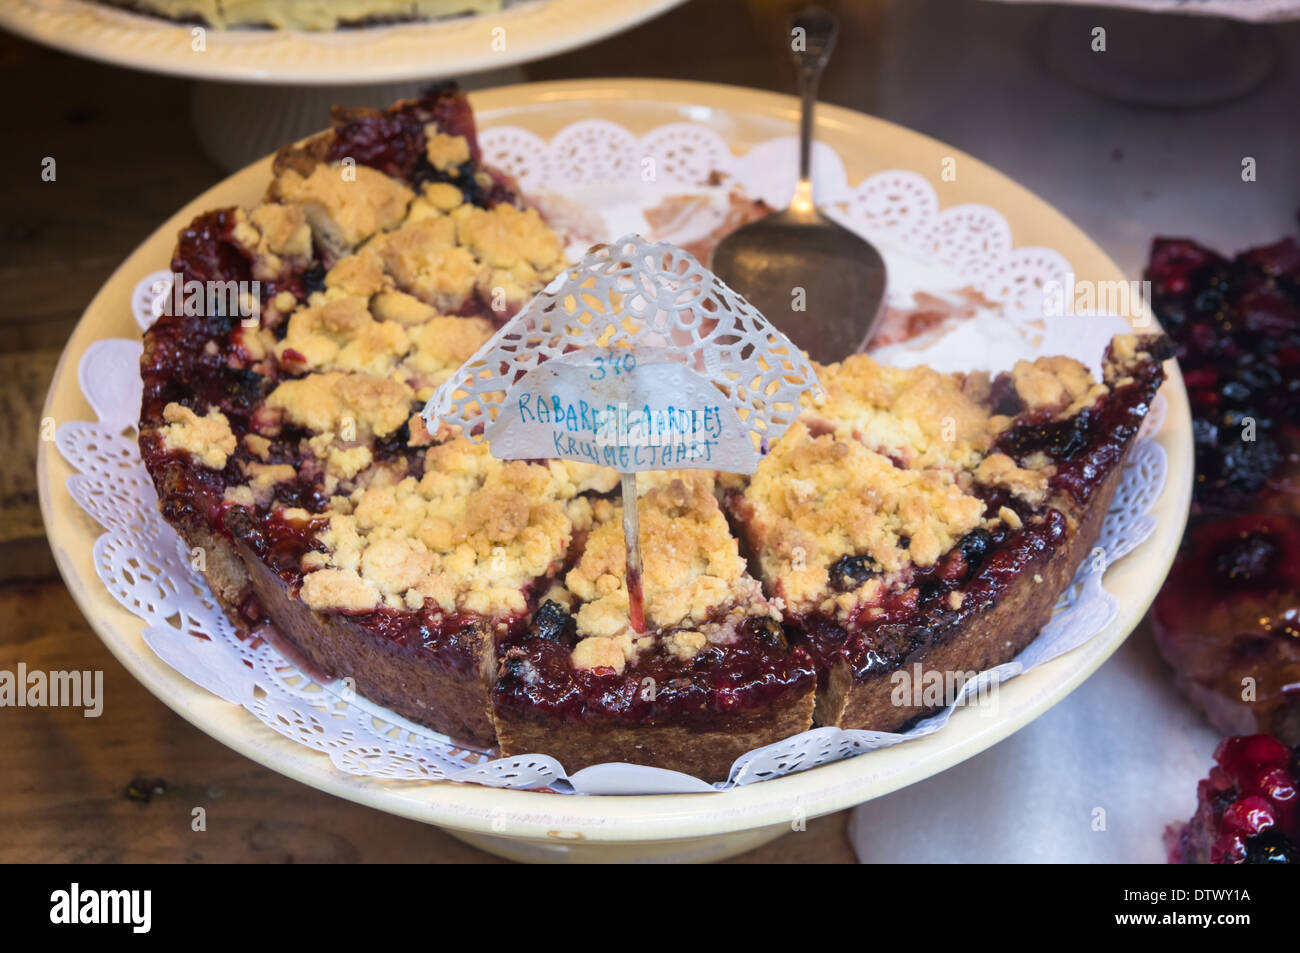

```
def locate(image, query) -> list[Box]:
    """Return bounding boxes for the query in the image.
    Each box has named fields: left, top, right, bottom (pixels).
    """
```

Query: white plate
left=38, top=79, right=1193, bottom=862
left=0, top=0, right=686, bottom=84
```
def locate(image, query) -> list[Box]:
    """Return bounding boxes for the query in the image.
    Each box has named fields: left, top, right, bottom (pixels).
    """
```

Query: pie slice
left=728, top=335, right=1171, bottom=731
left=1168, top=734, right=1300, bottom=863
left=492, top=473, right=816, bottom=781
left=139, top=85, right=589, bottom=747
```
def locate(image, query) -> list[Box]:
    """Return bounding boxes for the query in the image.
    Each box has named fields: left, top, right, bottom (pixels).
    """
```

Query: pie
left=97, top=0, right=502, bottom=30
left=138, top=84, right=1172, bottom=781
left=1167, top=734, right=1299, bottom=864
left=1146, top=236, right=1300, bottom=746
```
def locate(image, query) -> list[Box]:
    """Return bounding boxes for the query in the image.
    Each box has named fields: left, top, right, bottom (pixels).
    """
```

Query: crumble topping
left=371, top=290, right=438, bottom=325
left=299, top=436, right=619, bottom=616
left=451, top=203, right=566, bottom=305
left=404, top=316, right=494, bottom=386
left=275, top=296, right=410, bottom=377
left=420, top=182, right=468, bottom=213
left=811, top=354, right=1006, bottom=471
left=424, top=130, right=471, bottom=172
left=973, top=452, right=1050, bottom=506
left=565, top=473, right=772, bottom=671
left=367, top=216, right=479, bottom=312
left=361, top=198, right=567, bottom=315
left=1011, top=354, right=1108, bottom=418
left=159, top=403, right=237, bottom=470
left=273, top=289, right=491, bottom=391
left=270, top=163, right=413, bottom=255
left=227, top=204, right=314, bottom=285
left=325, top=251, right=388, bottom=297
left=742, top=422, right=987, bottom=613
left=265, top=371, right=414, bottom=439
left=248, top=203, right=313, bottom=258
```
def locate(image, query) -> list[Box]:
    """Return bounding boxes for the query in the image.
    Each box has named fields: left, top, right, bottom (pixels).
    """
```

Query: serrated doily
left=427, top=234, right=819, bottom=473
left=56, top=128, right=1169, bottom=794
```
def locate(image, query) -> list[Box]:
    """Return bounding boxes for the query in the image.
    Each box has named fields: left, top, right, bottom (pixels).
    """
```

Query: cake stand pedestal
left=446, top=822, right=789, bottom=864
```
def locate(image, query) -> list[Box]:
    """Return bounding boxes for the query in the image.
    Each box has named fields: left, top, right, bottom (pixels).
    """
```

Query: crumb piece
left=424, top=130, right=471, bottom=172
left=572, top=635, right=630, bottom=674
left=265, top=371, right=413, bottom=439
left=270, top=163, right=412, bottom=254
left=663, top=630, right=708, bottom=660
left=244, top=434, right=272, bottom=460
left=973, top=453, right=1049, bottom=506
left=159, top=404, right=237, bottom=470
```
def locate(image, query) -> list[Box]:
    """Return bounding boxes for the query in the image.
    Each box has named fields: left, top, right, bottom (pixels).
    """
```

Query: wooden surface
left=0, top=0, right=870, bottom=864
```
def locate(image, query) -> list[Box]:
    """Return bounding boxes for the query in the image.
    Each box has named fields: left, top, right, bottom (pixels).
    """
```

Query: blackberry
left=301, top=261, right=327, bottom=296
left=1244, top=829, right=1299, bottom=863
left=959, top=528, right=993, bottom=570
left=829, top=554, right=880, bottom=591
left=530, top=600, right=572, bottom=643
left=746, top=617, right=788, bottom=650
left=1211, top=531, right=1279, bottom=584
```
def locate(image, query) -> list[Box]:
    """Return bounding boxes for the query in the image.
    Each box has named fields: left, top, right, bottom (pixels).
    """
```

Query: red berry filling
left=1170, top=734, right=1300, bottom=864
left=1145, top=236, right=1300, bottom=512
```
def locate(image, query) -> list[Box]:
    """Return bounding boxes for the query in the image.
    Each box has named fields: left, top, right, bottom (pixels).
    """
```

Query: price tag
left=484, top=347, right=758, bottom=473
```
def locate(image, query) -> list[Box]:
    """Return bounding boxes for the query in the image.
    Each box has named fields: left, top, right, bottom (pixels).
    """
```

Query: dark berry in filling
left=530, top=600, right=574, bottom=645
left=1146, top=236, right=1300, bottom=511
left=495, top=614, right=814, bottom=726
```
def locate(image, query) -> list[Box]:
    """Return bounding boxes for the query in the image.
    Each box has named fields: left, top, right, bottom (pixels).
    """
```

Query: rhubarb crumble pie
left=728, top=337, right=1170, bottom=732
left=138, top=84, right=1171, bottom=780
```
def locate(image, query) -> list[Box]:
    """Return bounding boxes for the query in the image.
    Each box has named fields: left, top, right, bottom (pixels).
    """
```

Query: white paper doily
left=56, top=128, right=1169, bottom=795
left=427, top=234, right=821, bottom=474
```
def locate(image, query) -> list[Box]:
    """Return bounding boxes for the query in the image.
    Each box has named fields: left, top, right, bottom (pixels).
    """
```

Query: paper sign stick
left=424, top=235, right=821, bottom=635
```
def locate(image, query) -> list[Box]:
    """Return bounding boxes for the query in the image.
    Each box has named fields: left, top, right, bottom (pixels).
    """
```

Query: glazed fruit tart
left=138, top=84, right=1171, bottom=780
left=1147, top=236, right=1300, bottom=745
left=1168, top=734, right=1300, bottom=864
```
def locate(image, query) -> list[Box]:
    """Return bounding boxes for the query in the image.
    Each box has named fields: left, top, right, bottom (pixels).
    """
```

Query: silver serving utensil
left=713, top=8, right=887, bottom=366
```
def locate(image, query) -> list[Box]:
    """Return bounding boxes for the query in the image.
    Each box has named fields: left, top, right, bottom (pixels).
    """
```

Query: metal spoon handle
left=790, top=7, right=838, bottom=190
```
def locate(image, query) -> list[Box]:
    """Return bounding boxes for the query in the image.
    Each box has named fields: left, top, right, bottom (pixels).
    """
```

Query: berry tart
left=727, top=337, right=1170, bottom=731
left=1168, top=734, right=1300, bottom=864
left=140, top=84, right=589, bottom=747
left=1147, top=236, right=1300, bottom=745
left=139, top=85, right=1171, bottom=779
left=494, top=472, right=816, bottom=780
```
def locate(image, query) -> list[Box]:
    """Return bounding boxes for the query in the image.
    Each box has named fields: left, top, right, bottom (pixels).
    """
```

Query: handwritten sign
left=423, top=235, right=822, bottom=633
left=484, top=347, right=757, bottom=473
